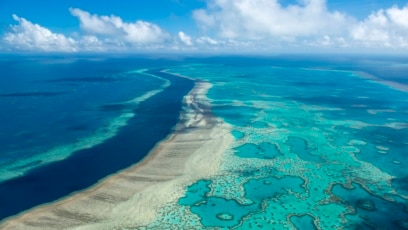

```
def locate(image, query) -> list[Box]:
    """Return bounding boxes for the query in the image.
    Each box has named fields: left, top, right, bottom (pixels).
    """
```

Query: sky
left=1, top=0, right=408, bottom=53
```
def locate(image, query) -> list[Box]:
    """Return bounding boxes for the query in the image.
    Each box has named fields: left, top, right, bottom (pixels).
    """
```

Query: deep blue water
left=0, top=57, right=168, bottom=166
left=0, top=55, right=407, bottom=227
left=0, top=57, right=194, bottom=220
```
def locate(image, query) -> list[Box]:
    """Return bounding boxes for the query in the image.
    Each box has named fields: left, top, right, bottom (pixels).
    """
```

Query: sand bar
left=0, top=79, right=233, bottom=229
left=355, top=71, right=408, bottom=93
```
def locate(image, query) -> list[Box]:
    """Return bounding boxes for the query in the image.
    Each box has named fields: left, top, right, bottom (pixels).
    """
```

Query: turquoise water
left=1, top=56, right=407, bottom=228
left=147, top=56, right=408, bottom=229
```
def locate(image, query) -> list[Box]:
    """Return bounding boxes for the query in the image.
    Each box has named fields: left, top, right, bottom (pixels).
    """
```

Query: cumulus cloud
left=3, top=3, right=408, bottom=52
left=2, top=8, right=172, bottom=52
left=193, top=0, right=408, bottom=49
left=178, top=31, right=193, bottom=46
left=193, top=0, right=351, bottom=40
left=78, top=35, right=112, bottom=52
left=196, top=36, right=219, bottom=45
left=3, top=14, right=77, bottom=52
left=69, top=8, right=168, bottom=44
left=387, top=5, right=408, bottom=28
left=350, top=5, right=408, bottom=48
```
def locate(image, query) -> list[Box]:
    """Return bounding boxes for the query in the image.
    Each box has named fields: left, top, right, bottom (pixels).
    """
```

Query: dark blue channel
left=0, top=70, right=194, bottom=221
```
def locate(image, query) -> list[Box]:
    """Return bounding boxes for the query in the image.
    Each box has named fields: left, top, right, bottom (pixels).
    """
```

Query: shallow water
left=1, top=56, right=407, bottom=228
left=147, top=56, right=408, bottom=229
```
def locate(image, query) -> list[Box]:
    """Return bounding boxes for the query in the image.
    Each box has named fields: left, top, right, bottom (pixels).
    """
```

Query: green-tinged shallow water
left=145, top=57, right=408, bottom=230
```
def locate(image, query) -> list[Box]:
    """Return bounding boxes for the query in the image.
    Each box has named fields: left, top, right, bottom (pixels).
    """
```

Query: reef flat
left=1, top=56, right=407, bottom=229
left=144, top=61, right=407, bottom=229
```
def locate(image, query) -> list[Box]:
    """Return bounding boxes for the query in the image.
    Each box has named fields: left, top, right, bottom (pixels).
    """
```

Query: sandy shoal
left=355, top=71, right=408, bottom=93
left=0, top=80, right=233, bottom=230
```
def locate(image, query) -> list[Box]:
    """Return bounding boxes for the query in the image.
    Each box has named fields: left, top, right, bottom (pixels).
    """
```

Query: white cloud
left=78, top=35, right=111, bottom=52
left=350, top=5, right=408, bottom=48
left=3, top=14, right=77, bottom=52
left=193, top=0, right=408, bottom=50
left=178, top=31, right=193, bottom=46
left=69, top=8, right=168, bottom=44
left=193, top=0, right=351, bottom=40
left=304, top=35, right=349, bottom=48
left=2, top=9, right=172, bottom=52
left=3, top=3, right=408, bottom=53
left=387, top=5, right=408, bottom=28
left=196, top=36, right=219, bottom=45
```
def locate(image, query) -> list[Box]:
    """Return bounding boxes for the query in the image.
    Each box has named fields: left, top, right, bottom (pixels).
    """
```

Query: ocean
left=0, top=56, right=194, bottom=219
left=0, top=55, right=407, bottom=229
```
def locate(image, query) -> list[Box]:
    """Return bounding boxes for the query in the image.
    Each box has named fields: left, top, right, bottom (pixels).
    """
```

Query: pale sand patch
left=375, top=146, right=389, bottom=151
left=300, top=68, right=408, bottom=93
left=351, top=104, right=367, bottom=108
left=367, top=109, right=396, bottom=115
left=384, top=122, right=408, bottom=130
left=354, top=71, right=408, bottom=93
left=348, top=140, right=367, bottom=146
left=0, top=81, right=233, bottom=230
